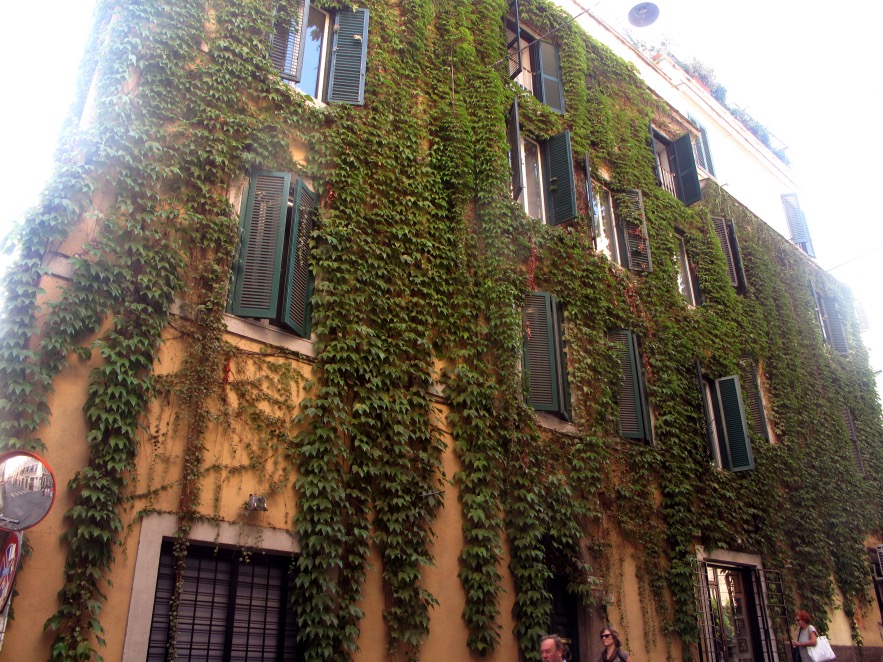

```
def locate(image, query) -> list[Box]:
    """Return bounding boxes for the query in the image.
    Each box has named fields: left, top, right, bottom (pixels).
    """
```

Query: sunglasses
left=601, top=633, right=613, bottom=639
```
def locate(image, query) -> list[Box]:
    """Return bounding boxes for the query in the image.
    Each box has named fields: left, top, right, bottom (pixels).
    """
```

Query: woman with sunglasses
left=792, top=611, right=818, bottom=662
left=599, top=626, right=632, bottom=662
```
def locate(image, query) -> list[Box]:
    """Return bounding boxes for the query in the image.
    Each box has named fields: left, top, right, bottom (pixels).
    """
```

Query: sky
left=1, top=0, right=881, bottom=384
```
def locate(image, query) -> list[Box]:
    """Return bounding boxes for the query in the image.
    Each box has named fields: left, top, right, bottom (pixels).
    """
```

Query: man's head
left=540, top=634, right=565, bottom=662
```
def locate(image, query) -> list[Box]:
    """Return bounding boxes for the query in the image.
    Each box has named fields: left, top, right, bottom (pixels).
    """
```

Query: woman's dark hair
left=600, top=626, right=622, bottom=649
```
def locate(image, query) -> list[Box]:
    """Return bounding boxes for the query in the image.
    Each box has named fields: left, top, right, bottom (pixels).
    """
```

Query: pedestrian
left=792, top=610, right=818, bottom=661
left=599, top=626, right=631, bottom=662
left=540, top=634, right=566, bottom=662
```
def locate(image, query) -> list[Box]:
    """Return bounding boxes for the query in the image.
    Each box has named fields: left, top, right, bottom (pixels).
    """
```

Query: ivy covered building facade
left=1, top=0, right=881, bottom=661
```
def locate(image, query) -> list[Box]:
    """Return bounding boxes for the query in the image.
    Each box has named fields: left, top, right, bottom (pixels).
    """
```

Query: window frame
left=504, top=6, right=564, bottom=114
left=696, top=364, right=755, bottom=472
left=650, top=126, right=702, bottom=206
left=711, top=216, right=746, bottom=294
left=781, top=193, right=815, bottom=257
left=675, top=232, right=701, bottom=306
left=591, top=183, right=619, bottom=264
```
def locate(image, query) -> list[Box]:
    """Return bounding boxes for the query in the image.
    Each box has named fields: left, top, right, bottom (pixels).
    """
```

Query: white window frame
left=676, top=235, right=698, bottom=306
left=520, top=136, right=546, bottom=222
left=702, top=379, right=724, bottom=469
left=591, top=184, right=619, bottom=265
left=294, top=5, right=331, bottom=102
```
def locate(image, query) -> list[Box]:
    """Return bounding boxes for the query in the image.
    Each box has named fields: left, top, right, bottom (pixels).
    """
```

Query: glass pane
left=295, top=7, right=327, bottom=98
left=593, top=187, right=618, bottom=264
left=523, top=139, right=543, bottom=220
left=676, top=237, right=695, bottom=305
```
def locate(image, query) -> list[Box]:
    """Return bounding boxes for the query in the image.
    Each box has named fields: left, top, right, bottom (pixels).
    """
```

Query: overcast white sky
left=2, top=0, right=881, bottom=381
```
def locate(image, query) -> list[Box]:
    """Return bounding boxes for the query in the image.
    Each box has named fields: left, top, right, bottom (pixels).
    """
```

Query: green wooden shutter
left=819, top=295, right=849, bottom=355
left=843, top=408, right=867, bottom=478
left=543, top=131, right=577, bottom=226
left=715, top=375, right=754, bottom=471
left=688, top=116, right=715, bottom=176
left=727, top=220, right=747, bottom=293
left=507, top=99, right=523, bottom=201
left=584, top=152, right=597, bottom=238
left=505, top=0, right=522, bottom=80
left=649, top=123, right=662, bottom=186
left=671, top=133, right=702, bottom=206
left=229, top=172, right=290, bottom=319
left=609, top=329, right=650, bottom=441
left=781, top=193, right=815, bottom=257
left=616, top=189, right=652, bottom=272
left=524, top=292, right=560, bottom=413
left=554, top=300, right=572, bottom=421
left=739, top=359, right=768, bottom=440
left=281, top=180, right=317, bottom=337
left=712, top=216, right=738, bottom=288
left=531, top=41, right=564, bottom=114
left=270, top=0, right=309, bottom=82
left=326, top=8, right=369, bottom=105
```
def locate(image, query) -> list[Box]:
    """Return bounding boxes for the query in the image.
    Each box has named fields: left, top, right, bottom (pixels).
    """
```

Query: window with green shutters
left=650, top=127, right=702, bottom=206
left=504, top=3, right=565, bottom=114
left=229, top=171, right=318, bottom=339
left=608, top=330, right=651, bottom=442
left=696, top=367, right=755, bottom=472
left=507, top=101, right=577, bottom=226
left=613, top=189, right=652, bottom=272
left=524, top=292, right=571, bottom=420
left=781, top=193, right=815, bottom=257
left=270, top=1, right=370, bottom=106
left=811, top=284, right=849, bottom=356
left=712, top=216, right=747, bottom=293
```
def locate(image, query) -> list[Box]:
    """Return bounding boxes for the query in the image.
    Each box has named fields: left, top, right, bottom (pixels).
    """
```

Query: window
left=608, top=329, right=651, bottom=442
left=675, top=233, right=701, bottom=306
left=843, top=408, right=867, bottom=478
left=507, top=99, right=577, bottom=225
left=781, top=193, right=815, bottom=257
left=695, top=364, right=754, bottom=471
left=613, top=189, right=652, bottom=272
left=228, top=172, right=318, bottom=339
left=590, top=184, right=618, bottom=263
left=711, top=217, right=746, bottom=293
left=505, top=2, right=565, bottom=113
left=147, top=541, right=300, bottom=661
left=524, top=292, right=571, bottom=420
left=695, top=560, right=789, bottom=662
left=810, top=283, right=849, bottom=355
left=688, top=115, right=715, bottom=176
left=650, top=126, right=702, bottom=206
left=270, top=1, right=370, bottom=105
left=739, top=358, right=771, bottom=442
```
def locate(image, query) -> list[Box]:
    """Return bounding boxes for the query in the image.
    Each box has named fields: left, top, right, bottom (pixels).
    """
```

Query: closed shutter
left=524, top=292, right=560, bottom=413
left=326, top=8, right=370, bottom=105
left=531, top=41, right=565, bottom=114
left=229, top=172, right=290, bottom=319
left=712, top=216, right=738, bottom=287
left=671, top=133, right=702, bottom=206
left=843, top=408, right=867, bottom=478
left=609, top=329, right=650, bottom=441
left=281, top=181, right=317, bottom=337
left=270, top=0, right=309, bottom=82
left=739, top=359, right=769, bottom=439
left=507, top=99, right=523, bottom=201
left=819, top=295, right=849, bottom=355
left=505, top=0, right=522, bottom=80
left=616, top=189, right=652, bottom=272
left=715, top=375, right=754, bottom=471
left=543, top=131, right=577, bottom=226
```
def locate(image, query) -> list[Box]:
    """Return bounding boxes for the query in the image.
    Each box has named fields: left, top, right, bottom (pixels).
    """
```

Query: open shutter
left=739, top=359, right=768, bottom=439
left=715, top=375, right=754, bottom=471
left=544, top=131, right=577, bottom=226
left=781, top=193, right=815, bottom=257
left=326, top=8, right=370, bottom=105
left=819, top=295, right=849, bottom=355
left=270, top=0, right=309, bottom=82
left=281, top=180, right=317, bottom=337
left=229, top=172, right=290, bottom=318
left=712, top=216, right=738, bottom=288
left=649, top=122, right=662, bottom=186
left=505, top=0, right=522, bottom=80
left=843, top=408, right=867, bottom=478
left=670, top=133, right=702, bottom=206
left=531, top=41, right=565, bottom=114
left=524, top=292, right=561, bottom=414
left=616, top=189, right=652, bottom=272
left=695, top=361, right=716, bottom=460
left=609, top=329, right=650, bottom=441
left=507, top=99, right=523, bottom=201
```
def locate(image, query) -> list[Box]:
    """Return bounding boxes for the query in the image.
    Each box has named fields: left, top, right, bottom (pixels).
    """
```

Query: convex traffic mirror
left=0, top=451, right=56, bottom=532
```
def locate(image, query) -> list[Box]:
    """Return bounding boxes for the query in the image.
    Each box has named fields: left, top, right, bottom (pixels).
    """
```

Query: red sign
left=0, top=532, right=21, bottom=612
